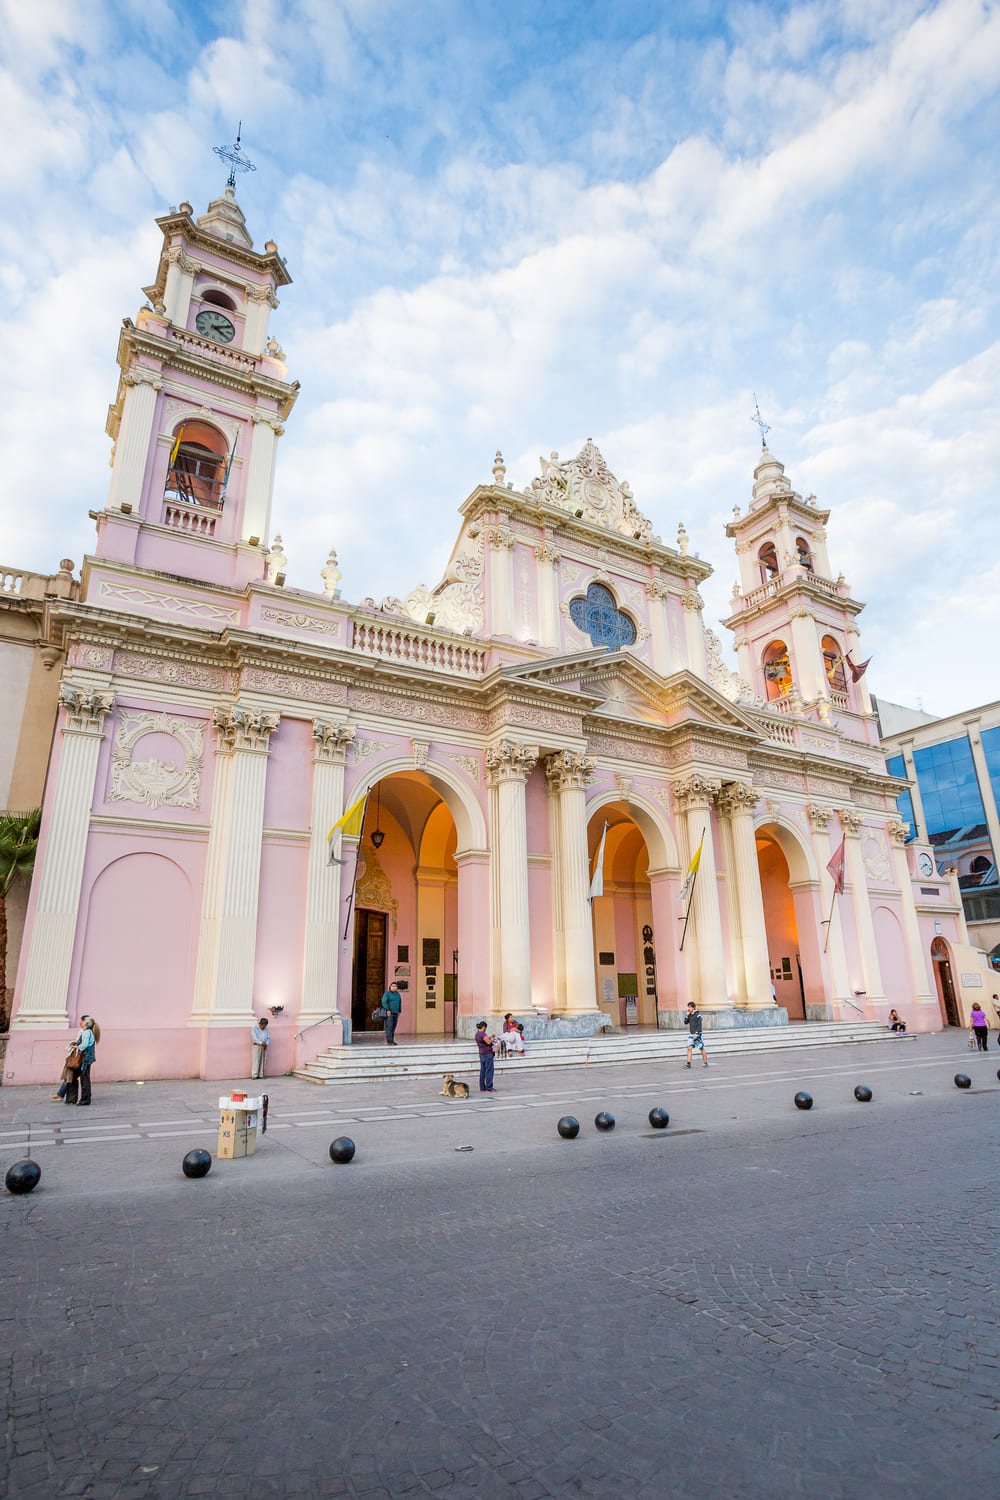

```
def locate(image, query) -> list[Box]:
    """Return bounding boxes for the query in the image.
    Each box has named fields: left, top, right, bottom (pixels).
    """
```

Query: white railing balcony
left=351, top=617, right=487, bottom=678
left=163, top=502, right=218, bottom=537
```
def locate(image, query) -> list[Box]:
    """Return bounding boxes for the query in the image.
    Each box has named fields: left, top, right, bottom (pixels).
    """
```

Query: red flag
left=827, top=838, right=846, bottom=895
left=845, top=652, right=871, bottom=682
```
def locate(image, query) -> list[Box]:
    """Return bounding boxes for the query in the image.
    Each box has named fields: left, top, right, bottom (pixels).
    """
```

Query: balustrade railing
left=171, top=328, right=258, bottom=374
left=351, top=617, right=486, bottom=677
left=163, top=502, right=218, bottom=537
left=0, top=568, right=26, bottom=594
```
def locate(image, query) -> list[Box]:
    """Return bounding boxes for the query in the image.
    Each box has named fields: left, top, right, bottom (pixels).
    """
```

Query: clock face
left=195, top=308, right=236, bottom=343
left=918, top=852, right=935, bottom=878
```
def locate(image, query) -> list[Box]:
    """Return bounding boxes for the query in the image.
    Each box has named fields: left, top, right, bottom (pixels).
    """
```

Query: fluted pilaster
left=15, top=686, right=114, bottom=1024
left=838, top=807, right=886, bottom=1006
left=674, top=775, right=726, bottom=1008
left=545, top=751, right=598, bottom=1014
left=107, top=369, right=162, bottom=512
left=486, top=741, right=537, bottom=1012
left=300, top=722, right=355, bottom=1025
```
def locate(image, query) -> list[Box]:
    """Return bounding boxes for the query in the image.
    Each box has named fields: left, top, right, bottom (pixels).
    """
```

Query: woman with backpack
left=54, top=1016, right=100, bottom=1105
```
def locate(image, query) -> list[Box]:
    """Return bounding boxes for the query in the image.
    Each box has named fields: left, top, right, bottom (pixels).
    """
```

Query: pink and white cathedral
left=5, top=186, right=986, bottom=1083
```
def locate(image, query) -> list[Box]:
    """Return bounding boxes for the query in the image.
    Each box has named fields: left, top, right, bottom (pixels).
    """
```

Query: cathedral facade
left=5, top=188, right=985, bottom=1083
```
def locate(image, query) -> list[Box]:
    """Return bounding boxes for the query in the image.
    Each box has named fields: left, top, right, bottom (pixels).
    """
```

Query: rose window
left=569, top=582, right=636, bottom=652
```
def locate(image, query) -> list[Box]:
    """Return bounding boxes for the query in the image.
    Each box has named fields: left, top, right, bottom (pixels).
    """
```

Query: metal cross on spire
left=213, top=122, right=256, bottom=190
left=750, top=393, right=771, bottom=448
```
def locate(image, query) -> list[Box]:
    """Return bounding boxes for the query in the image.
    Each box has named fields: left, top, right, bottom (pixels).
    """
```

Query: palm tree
left=0, top=809, right=41, bottom=1032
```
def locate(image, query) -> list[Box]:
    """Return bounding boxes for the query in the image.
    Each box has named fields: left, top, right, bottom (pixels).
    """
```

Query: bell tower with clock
left=94, top=161, right=298, bottom=590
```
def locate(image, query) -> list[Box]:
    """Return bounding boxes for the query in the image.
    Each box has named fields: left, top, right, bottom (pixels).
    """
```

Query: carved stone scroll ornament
left=886, top=819, right=909, bottom=846
left=543, top=750, right=596, bottom=792
left=59, top=684, right=114, bottom=736
left=485, top=741, right=539, bottom=787
left=534, top=540, right=560, bottom=566
left=108, top=709, right=204, bottom=810
left=411, top=739, right=430, bottom=770
left=354, top=847, right=399, bottom=937
left=312, top=721, right=355, bottom=765
left=672, top=774, right=721, bottom=811
left=212, top=705, right=280, bottom=754
left=448, top=753, right=481, bottom=784
left=615, top=774, right=633, bottom=801
left=704, top=628, right=766, bottom=708
left=680, top=589, right=705, bottom=612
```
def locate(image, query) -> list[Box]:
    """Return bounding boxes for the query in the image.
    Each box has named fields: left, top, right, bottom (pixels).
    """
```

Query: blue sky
left=2, top=0, right=999, bottom=715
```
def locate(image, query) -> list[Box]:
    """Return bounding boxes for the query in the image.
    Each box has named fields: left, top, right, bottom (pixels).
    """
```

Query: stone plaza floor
left=1, top=1029, right=998, bottom=1498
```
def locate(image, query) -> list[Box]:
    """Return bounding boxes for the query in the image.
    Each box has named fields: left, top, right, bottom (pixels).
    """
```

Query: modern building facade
left=3, top=185, right=988, bottom=1084
left=878, top=697, right=1000, bottom=968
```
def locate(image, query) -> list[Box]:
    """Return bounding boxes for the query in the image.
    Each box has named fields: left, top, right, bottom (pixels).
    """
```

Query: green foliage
left=0, top=809, right=42, bottom=897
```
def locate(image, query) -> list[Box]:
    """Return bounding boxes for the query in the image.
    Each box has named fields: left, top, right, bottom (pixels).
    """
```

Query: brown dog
left=440, top=1074, right=470, bottom=1099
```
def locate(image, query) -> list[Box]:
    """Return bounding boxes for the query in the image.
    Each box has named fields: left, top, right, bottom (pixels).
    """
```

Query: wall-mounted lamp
left=268, top=1004, right=284, bottom=1017
left=370, top=780, right=386, bottom=849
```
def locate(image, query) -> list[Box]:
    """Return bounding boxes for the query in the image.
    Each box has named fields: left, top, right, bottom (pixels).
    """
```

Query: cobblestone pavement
left=2, top=1031, right=999, bottom=1498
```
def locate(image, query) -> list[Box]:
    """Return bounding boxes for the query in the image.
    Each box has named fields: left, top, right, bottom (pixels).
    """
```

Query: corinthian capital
left=672, top=773, right=721, bottom=810
left=485, top=740, right=538, bottom=786
left=312, top=720, right=355, bottom=764
left=544, top=750, right=596, bottom=792
left=680, top=589, right=705, bottom=613
left=838, top=806, right=865, bottom=836
left=59, top=684, right=114, bottom=736
left=716, top=780, right=758, bottom=817
left=806, top=802, right=834, bottom=832
left=213, top=705, right=280, bottom=754
left=533, top=540, right=560, bottom=566
left=125, top=368, right=163, bottom=391
left=886, top=818, right=909, bottom=846
left=486, top=523, right=516, bottom=552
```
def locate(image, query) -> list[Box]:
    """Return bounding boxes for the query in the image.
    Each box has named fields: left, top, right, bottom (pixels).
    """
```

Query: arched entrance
left=755, top=821, right=825, bottom=1021
left=349, top=772, right=459, bottom=1038
left=587, top=804, right=662, bottom=1027
left=931, top=936, right=961, bottom=1026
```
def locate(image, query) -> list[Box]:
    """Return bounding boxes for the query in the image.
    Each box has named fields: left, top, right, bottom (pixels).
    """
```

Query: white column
left=485, top=740, right=537, bottom=1014
left=839, top=807, right=886, bottom=1006
left=487, top=524, right=516, bottom=637
left=789, top=609, right=827, bottom=703
left=545, top=752, right=599, bottom=1015
left=719, top=782, right=772, bottom=1006
left=887, top=819, right=936, bottom=1004
left=680, top=592, right=708, bottom=680
left=717, top=807, right=743, bottom=1002
left=535, top=542, right=561, bottom=648
left=242, top=415, right=281, bottom=543
left=163, top=247, right=196, bottom=327
left=300, top=721, right=355, bottom=1027
left=14, top=686, right=113, bottom=1024
left=648, top=579, right=671, bottom=675
left=190, top=706, right=279, bottom=1023
left=674, top=776, right=727, bottom=1010
left=107, top=370, right=162, bottom=512
left=547, top=775, right=566, bottom=1012
left=244, top=284, right=275, bottom=355
left=806, top=805, right=852, bottom=1009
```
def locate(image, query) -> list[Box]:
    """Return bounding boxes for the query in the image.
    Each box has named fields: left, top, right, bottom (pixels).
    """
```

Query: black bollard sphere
left=556, top=1116, right=580, bottom=1139
left=648, top=1107, right=670, bottom=1129
left=182, top=1149, right=212, bottom=1179
left=594, top=1112, right=615, bottom=1132
left=329, top=1136, right=356, bottom=1163
left=5, top=1159, right=41, bottom=1195
left=954, top=1074, right=972, bottom=1090
left=794, top=1091, right=813, bottom=1111
left=854, top=1085, right=873, bottom=1103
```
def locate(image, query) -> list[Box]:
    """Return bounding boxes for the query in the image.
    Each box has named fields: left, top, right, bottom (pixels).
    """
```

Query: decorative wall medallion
left=73, top=644, right=114, bottom=670
left=108, top=709, right=204, bottom=810
left=862, top=832, right=891, bottom=882
left=353, top=738, right=390, bottom=762
left=448, top=753, right=481, bottom=784
left=259, top=607, right=341, bottom=638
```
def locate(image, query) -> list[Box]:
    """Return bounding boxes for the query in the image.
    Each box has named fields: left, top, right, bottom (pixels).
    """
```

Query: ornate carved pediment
left=355, top=848, right=399, bottom=935
left=529, top=440, right=653, bottom=540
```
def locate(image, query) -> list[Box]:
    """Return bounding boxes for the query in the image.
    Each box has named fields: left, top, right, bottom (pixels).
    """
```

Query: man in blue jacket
left=382, top=981, right=402, bottom=1045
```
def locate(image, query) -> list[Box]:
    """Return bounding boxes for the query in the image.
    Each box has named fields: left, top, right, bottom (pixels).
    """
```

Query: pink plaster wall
left=262, top=716, right=313, bottom=830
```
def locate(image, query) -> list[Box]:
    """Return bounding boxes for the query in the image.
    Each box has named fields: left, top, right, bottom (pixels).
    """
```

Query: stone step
left=292, top=1020, right=897, bottom=1084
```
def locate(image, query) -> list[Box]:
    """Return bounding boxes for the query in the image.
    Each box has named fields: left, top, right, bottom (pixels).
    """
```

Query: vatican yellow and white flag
left=677, top=832, right=705, bottom=903
left=327, top=793, right=367, bottom=864
left=588, top=822, right=608, bottom=903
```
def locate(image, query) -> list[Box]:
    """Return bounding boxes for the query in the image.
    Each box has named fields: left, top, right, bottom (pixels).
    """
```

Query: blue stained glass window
left=568, top=582, right=637, bottom=652
left=885, top=754, right=916, bottom=839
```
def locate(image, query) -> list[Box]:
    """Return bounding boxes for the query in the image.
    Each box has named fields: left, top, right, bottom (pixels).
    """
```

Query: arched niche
left=752, top=815, right=819, bottom=885
left=349, top=757, right=486, bottom=855
left=584, top=788, right=680, bottom=873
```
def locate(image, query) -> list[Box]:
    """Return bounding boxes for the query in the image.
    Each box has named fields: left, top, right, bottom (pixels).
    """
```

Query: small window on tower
left=762, top=639, right=792, bottom=701
left=795, top=537, right=814, bottom=571
left=758, top=542, right=779, bottom=582
left=164, top=420, right=229, bottom=510
left=821, top=635, right=847, bottom=692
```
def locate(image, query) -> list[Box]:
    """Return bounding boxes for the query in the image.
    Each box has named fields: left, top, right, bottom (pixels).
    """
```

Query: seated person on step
left=888, top=1009, right=906, bottom=1033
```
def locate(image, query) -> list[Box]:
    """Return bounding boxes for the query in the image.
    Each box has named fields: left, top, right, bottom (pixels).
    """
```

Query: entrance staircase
left=293, top=1019, right=896, bottom=1085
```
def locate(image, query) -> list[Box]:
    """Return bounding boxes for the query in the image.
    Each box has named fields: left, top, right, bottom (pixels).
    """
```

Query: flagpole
left=341, top=792, right=369, bottom=940
left=678, top=830, right=705, bottom=953
left=822, top=885, right=837, bottom=953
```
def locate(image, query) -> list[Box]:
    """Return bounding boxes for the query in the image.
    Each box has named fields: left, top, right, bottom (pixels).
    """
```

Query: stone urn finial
left=267, top=534, right=287, bottom=582
left=321, top=547, right=342, bottom=598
